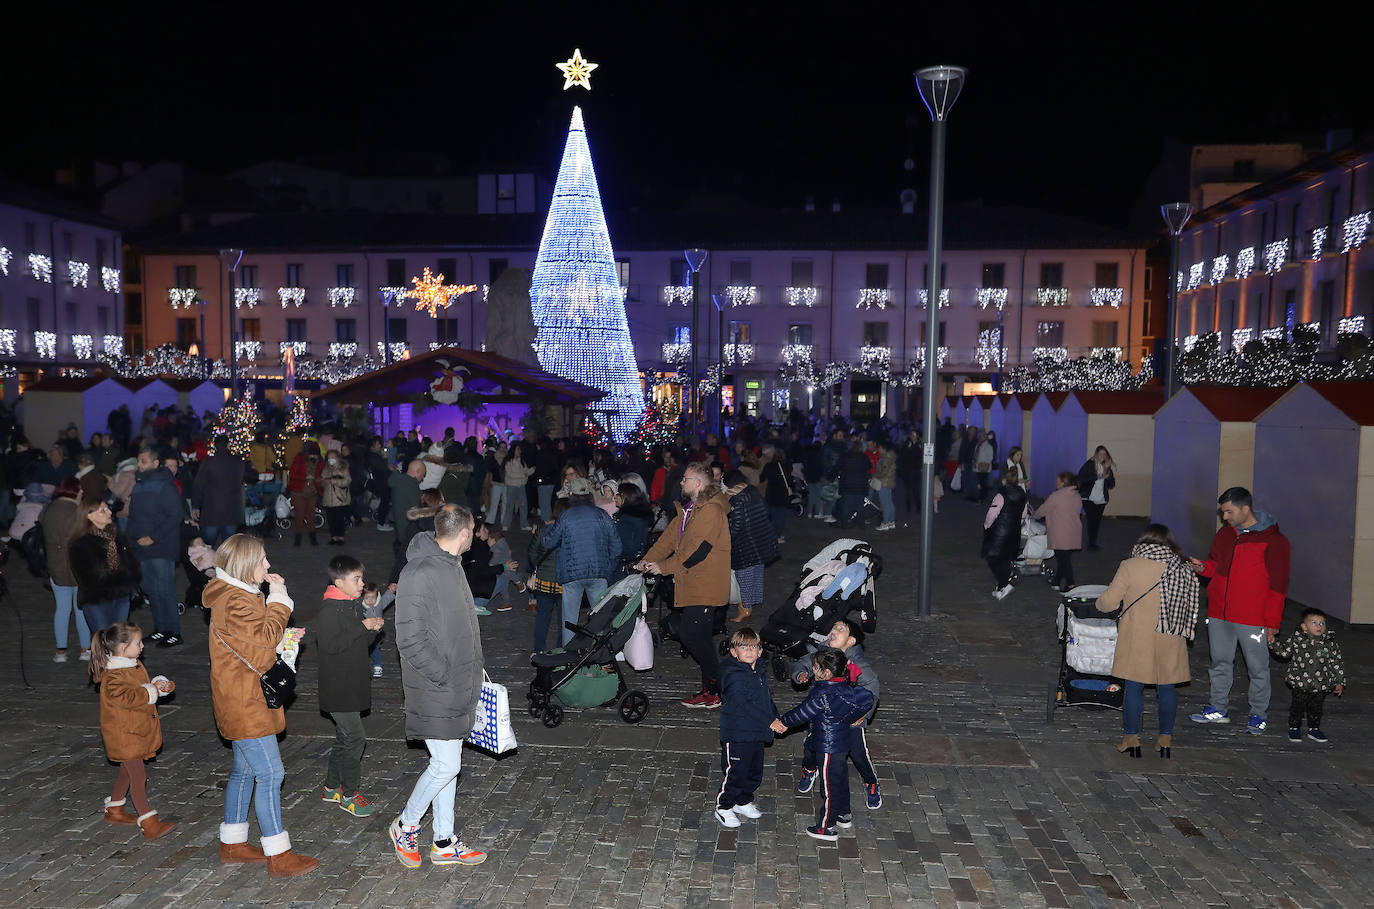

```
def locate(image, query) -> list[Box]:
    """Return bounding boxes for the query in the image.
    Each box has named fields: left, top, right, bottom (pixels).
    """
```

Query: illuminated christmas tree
left=531, top=106, right=644, bottom=442
left=627, top=400, right=675, bottom=449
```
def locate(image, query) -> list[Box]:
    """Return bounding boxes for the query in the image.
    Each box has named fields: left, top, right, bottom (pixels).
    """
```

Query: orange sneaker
left=389, top=816, right=421, bottom=869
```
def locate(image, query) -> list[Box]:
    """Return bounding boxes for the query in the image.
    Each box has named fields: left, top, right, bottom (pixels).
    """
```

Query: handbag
left=622, top=616, right=654, bottom=670
left=868, top=477, right=882, bottom=491
left=467, top=672, right=518, bottom=754
left=213, top=626, right=297, bottom=709
left=950, top=470, right=962, bottom=492
left=274, top=495, right=292, bottom=520
left=976, top=461, right=991, bottom=473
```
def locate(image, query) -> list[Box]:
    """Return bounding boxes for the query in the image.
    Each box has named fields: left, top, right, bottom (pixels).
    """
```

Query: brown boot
left=103, top=799, right=137, bottom=824
left=730, top=606, right=753, bottom=624
left=138, top=812, right=176, bottom=840
left=220, top=842, right=269, bottom=864
left=267, top=850, right=320, bottom=878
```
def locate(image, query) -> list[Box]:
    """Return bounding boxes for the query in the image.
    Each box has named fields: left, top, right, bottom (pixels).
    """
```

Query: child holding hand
left=91, top=621, right=176, bottom=840
left=362, top=581, right=396, bottom=678
left=1269, top=607, right=1346, bottom=743
left=714, top=627, right=778, bottom=829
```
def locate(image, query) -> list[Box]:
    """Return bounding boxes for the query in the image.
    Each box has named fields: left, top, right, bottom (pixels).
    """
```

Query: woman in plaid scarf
left=1096, top=524, right=1200, bottom=758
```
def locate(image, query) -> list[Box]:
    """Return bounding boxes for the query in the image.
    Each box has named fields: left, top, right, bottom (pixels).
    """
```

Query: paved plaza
left=2, top=495, right=1371, bottom=908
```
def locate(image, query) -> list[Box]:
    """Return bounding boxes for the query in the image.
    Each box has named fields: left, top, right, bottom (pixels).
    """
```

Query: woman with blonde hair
left=204, top=533, right=318, bottom=877
left=1076, top=445, right=1116, bottom=551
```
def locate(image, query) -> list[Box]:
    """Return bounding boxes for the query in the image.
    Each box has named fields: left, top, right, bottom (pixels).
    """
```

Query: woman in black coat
left=980, top=482, right=1026, bottom=601
left=70, top=497, right=141, bottom=631
left=723, top=469, right=780, bottom=624
left=1076, top=446, right=1116, bottom=550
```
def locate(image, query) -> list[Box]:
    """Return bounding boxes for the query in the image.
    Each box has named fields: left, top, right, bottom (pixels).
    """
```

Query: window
left=62, top=231, right=74, bottom=259
left=921, top=263, right=947, bottom=288
left=125, top=291, right=142, bottom=325
left=1327, top=188, right=1341, bottom=229
left=176, top=318, right=197, bottom=348
left=97, top=306, right=110, bottom=338
left=1144, top=266, right=1152, bottom=292
left=1037, top=321, right=1065, bottom=346
left=864, top=263, right=889, bottom=289
left=981, top=263, right=1005, bottom=288
left=386, top=258, right=406, bottom=286
left=27, top=297, right=41, bottom=331
left=24, top=222, right=37, bottom=252
left=670, top=323, right=690, bottom=344
left=790, top=259, right=813, bottom=286
left=1288, top=203, right=1299, bottom=241
left=669, top=259, right=690, bottom=285
left=487, top=258, right=507, bottom=283
left=436, top=319, right=459, bottom=344
left=1039, top=263, right=1064, bottom=288
left=615, top=259, right=630, bottom=287
left=978, top=319, right=1000, bottom=337
left=335, top=318, right=357, bottom=342
left=1091, top=321, right=1119, bottom=348
left=388, top=317, right=408, bottom=343
left=919, top=321, right=947, bottom=345
left=1252, top=291, right=1266, bottom=330
left=1319, top=280, right=1336, bottom=336
left=1282, top=288, right=1297, bottom=330
left=286, top=319, right=308, bottom=342
left=285, top=263, right=303, bottom=286
left=787, top=323, right=813, bottom=345
left=1219, top=297, right=1236, bottom=341
left=1233, top=159, right=1256, bottom=179
left=1259, top=211, right=1270, bottom=244
left=862, top=321, right=889, bottom=346
left=728, top=320, right=751, bottom=342
left=239, top=265, right=258, bottom=288
left=96, top=239, right=107, bottom=272
left=728, top=259, right=752, bottom=285
left=1094, top=263, right=1119, bottom=287
left=437, top=258, right=457, bottom=281
left=239, top=318, right=260, bottom=341
left=173, top=264, right=197, bottom=287
left=336, top=264, right=355, bottom=286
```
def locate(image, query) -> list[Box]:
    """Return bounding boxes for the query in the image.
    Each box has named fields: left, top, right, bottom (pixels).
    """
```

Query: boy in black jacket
left=714, top=627, right=778, bottom=829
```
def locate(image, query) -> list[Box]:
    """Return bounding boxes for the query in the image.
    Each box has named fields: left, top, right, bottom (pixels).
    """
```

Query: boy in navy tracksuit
left=790, top=619, right=882, bottom=808
left=773, top=648, right=875, bottom=841
left=715, top=627, right=778, bottom=828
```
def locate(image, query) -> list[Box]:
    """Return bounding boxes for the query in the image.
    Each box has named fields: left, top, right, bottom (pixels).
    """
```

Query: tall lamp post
left=914, top=64, right=966, bottom=619
left=218, top=248, right=243, bottom=396
left=713, top=292, right=727, bottom=438
left=1160, top=202, right=1193, bottom=399
left=685, top=248, right=708, bottom=433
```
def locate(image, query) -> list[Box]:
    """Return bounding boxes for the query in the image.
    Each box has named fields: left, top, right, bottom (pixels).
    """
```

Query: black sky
left=4, top=8, right=1368, bottom=231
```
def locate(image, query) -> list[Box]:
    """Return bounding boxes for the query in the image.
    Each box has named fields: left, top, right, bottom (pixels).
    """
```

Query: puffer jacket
left=206, top=572, right=294, bottom=741
left=718, top=655, right=777, bottom=743
left=503, top=454, right=533, bottom=488
left=542, top=503, right=623, bottom=584
left=98, top=657, right=168, bottom=762
left=396, top=532, right=485, bottom=741
left=779, top=677, right=875, bottom=754
left=320, top=459, right=351, bottom=508
left=790, top=644, right=880, bottom=722
left=126, top=467, right=185, bottom=562
left=1199, top=512, right=1291, bottom=629
left=38, top=496, right=81, bottom=587
left=727, top=484, right=779, bottom=570
left=643, top=492, right=732, bottom=607
left=980, top=483, right=1026, bottom=560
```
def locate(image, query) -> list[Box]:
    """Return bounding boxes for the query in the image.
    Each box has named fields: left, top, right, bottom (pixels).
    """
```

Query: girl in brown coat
left=90, top=621, right=175, bottom=839
left=639, top=462, right=732, bottom=708
left=1096, top=524, right=1200, bottom=758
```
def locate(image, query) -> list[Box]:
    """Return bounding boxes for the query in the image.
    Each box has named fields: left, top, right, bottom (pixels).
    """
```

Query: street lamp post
left=713, top=292, right=726, bottom=439
left=1160, top=202, right=1193, bottom=399
left=914, top=65, right=967, bottom=619
left=685, top=248, right=707, bottom=434
left=218, top=248, right=243, bottom=396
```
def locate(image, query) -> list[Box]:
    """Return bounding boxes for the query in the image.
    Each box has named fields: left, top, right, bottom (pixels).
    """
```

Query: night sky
left=4, top=10, right=1368, bottom=232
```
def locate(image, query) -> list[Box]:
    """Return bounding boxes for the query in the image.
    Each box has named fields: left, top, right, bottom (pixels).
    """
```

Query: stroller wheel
left=541, top=704, right=564, bottom=728
left=527, top=693, right=546, bottom=718
left=177, top=602, right=186, bottom=616
left=618, top=690, right=649, bottom=724
left=275, top=516, right=292, bottom=532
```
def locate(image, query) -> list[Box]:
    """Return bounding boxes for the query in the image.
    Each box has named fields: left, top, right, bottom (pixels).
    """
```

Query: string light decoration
left=168, top=288, right=198, bottom=308
left=1182, top=334, right=1200, bottom=352
left=859, top=346, right=890, bottom=369
left=1342, top=212, right=1370, bottom=254
left=662, top=285, right=692, bottom=306
left=0, top=329, right=15, bottom=356
left=285, top=396, right=312, bottom=433
left=279, top=341, right=308, bottom=356
left=35, top=330, right=56, bottom=358
left=723, top=343, right=755, bottom=365
left=976, top=288, right=1008, bottom=309
left=67, top=260, right=90, bottom=288
left=1309, top=226, right=1328, bottom=260
left=1231, top=328, right=1254, bottom=348
left=976, top=327, right=1006, bottom=368
left=661, top=342, right=690, bottom=364
left=71, top=334, right=93, bottom=359
left=858, top=288, right=892, bottom=309
left=626, top=400, right=676, bottom=449
left=376, top=341, right=408, bottom=360
left=1186, top=264, right=1204, bottom=291
left=102, top=266, right=120, bottom=292
left=785, top=286, right=818, bottom=306
left=918, top=289, right=949, bottom=308
left=404, top=267, right=476, bottom=317
left=481, top=284, right=491, bottom=301
left=234, top=287, right=262, bottom=309
left=1089, top=287, right=1123, bottom=307
left=378, top=286, right=407, bottom=304
left=213, top=397, right=259, bottom=458
left=582, top=414, right=613, bottom=453
left=1032, top=346, right=1067, bottom=361
left=1176, top=271, right=1184, bottom=292
left=278, top=287, right=305, bottom=307
left=781, top=344, right=812, bottom=365
left=1090, top=347, right=1123, bottom=360
left=1001, top=350, right=1152, bottom=393
left=328, top=287, right=356, bottom=307
left=1210, top=255, right=1229, bottom=285
left=103, top=334, right=124, bottom=355
left=0, top=246, right=10, bottom=276
left=724, top=285, right=757, bottom=306
left=1339, top=316, right=1366, bottom=335
left=28, top=254, right=53, bottom=283
left=328, top=342, right=357, bottom=359
left=235, top=340, right=261, bottom=360
left=1264, top=239, right=1289, bottom=274
left=1236, top=247, right=1256, bottom=279
left=529, top=107, right=645, bottom=442
left=1261, top=327, right=1285, bottom=341
left=911, top=346, right=949, bottom=369
left=773, top=387, right=790, bottom=411
left=1036, top=288, right=1069, bottom=306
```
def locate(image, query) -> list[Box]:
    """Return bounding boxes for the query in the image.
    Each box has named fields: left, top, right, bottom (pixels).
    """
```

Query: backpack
left=20, top=523, right=47, bottom=577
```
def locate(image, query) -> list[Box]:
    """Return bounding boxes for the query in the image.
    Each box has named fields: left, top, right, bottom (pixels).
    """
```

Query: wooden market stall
left=20, top=374, right=132, bottom=447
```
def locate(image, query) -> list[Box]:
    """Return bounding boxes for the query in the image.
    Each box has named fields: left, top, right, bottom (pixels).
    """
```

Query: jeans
left=52, top=584, right=90, bottom=650
left=807, top=484, right=826, bottom=517
left=501, top=485, right=528, bottom=530
left=370, top=635, right=383, bottom=669
left=486, top=484, right=505, bottom=524
left=225, top=735, right=285, bottom=837
left=199, top=524, right=238, bottom=548
left=533, top=589, right=560, bottom=653
left=400, top=738, right=464, bottom=841
left=679, top=605, right=720, bottom=693
left=537, top=484, right=554, bottom=520
left=874, top=487, right=894, bottom=525
left=767, top=504, right=789, bottom=539
left=139, top=557, right=178, bottom=635
left=559, top=578, right=608, bottom=645
left=325, top=711, right=367, bottom=795
left=81, top=598, right=130, bottom=633
left=1206, top=617, right=1271, bottom=718
left=836, top=493, right=864, bottom=527
left=1122, top=680, right=1178, bottom=735
left=1083, top=501, right=1106, bottom=547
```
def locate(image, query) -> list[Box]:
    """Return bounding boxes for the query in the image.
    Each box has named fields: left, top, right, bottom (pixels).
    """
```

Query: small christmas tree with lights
left=530, top=106, right=644, bottom=443
left=627, top=400, right=676, bottom=449
left=214, top=398, right=259, bottom=459
left=582, top=413, right=613, bottom=451
left=285, top=396, right=312, bottom=434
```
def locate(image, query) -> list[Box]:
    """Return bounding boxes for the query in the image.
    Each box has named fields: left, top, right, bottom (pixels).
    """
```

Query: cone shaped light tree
left=531, top=106, right=644, bottom=442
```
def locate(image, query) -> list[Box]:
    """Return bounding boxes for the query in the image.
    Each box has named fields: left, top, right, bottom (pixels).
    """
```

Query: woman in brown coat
left=204, top=533, right=318, bottom=877
left=40, top=477, right=88, bottom=662
left=1033, top=472, right=1083, bottom=592
left=639, top=462, right=732, bottom=708
left=1096, top=524, right=1200, bottom=758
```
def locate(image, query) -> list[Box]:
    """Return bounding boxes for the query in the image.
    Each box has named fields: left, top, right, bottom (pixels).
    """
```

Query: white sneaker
left=714, top=807, right=740, bottom=828
left=732, top=803, right=762, bottom=820
left=372, top=665, right=383, bottom=678
left=992, top=585, right=1013, bottom=601
left=79, top=648, right=91, bottom=661
left=823, top=516, right=837, bottom=524
left=53, top=651, right=68, bottom=663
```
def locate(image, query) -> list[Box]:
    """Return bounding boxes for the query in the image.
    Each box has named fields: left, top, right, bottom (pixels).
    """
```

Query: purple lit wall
left=392, top=403, right=532, bottom=443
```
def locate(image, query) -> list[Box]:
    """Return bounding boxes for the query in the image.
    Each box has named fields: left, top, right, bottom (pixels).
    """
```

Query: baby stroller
left=273, top=494, right=326, bottom=533
left=526, top=574, right=651, bottom=728
left=1047, top=584, right=1124, bottom=722
left=244, top=476, right=284, bottom=538
left=1014, top=513, right=1054, bottom=579
left=760, top=538, right=881, bottom=682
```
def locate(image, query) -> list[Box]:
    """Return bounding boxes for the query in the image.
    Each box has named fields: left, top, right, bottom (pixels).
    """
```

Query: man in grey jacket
left=389, top=503, right=489, bottom=868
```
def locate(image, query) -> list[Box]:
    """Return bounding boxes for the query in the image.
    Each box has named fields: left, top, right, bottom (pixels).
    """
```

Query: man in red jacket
left=1187, top=486, right=1291, bottom=735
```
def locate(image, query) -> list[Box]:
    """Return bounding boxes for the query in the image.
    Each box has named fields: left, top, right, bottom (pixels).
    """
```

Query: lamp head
left=684, top=248, right=708, bottom=273
left=1161, top=202, right=1193, bottom=236
left=218, top=248, right=243, bottom=272
left=915, top=65, right=967, bottom=122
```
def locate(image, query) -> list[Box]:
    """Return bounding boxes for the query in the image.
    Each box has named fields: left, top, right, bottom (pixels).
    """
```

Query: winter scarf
left=1130, top=542, right=1200, bottom=640
left=91, top=523, right=119, bottom=570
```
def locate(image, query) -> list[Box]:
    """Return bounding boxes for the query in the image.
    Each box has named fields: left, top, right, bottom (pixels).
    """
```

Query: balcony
left=280, top=341, right=309, bottom=357
left=101, top=266, right=121, bottom=292
left=328, top=287, right=357, bottom=307
left=857, top=288, right=891, bottom=310
left=168, top=288, right=198, bottom=308
left=67, top=260, right=90, bottom=288
left=918, top=289, right=949, bottom=308
left=662, top=285, right=693, bottom=306
left=35, top=330, right=56, bottom=358
left=377, top=341, right=409, bottom=360
left=1088, top=287, right=1123, bottom=307
left=783, top=286, right=819, bottom=307
left=28, top=253, right=53, bottom=283
left=278, top=287, right=306, bottom=308
left=781, top=343, right=812, bottom=364
left=71, top=334, right=93, bottom=359
left=328, top=342, right=358, bottom=359
left=723, top=342, right=756, bottom=364
left=661, top=341, right=691, bottom=364
left=976, top=288, right=1008, bottom=309
left=0, top=329, right=13, bottom=357
left=0, top=246, right=11, bottom=276
left=1235, top=247, right=1255, bottom=279
left=234, top=287, right=262, bottom=309
left=1342, top=211, right=1370, bottom=253
left=1263, top=239, right=1288, bottom=274
left=722, top=285, right=757, bottom=307
left=235, top=340, right=262, bottom=361
left=1035, top=288, right=1069, bottom=306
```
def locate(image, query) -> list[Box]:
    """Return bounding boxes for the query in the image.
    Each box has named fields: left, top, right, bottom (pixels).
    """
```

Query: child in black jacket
left=714, top=627, right=778, bottom=828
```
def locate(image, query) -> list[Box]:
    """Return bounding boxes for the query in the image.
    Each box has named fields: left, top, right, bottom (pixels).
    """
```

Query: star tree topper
left=556, top=48, right=598, bottom=91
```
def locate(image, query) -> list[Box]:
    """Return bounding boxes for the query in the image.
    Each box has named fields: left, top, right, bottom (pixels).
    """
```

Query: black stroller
left=760, top=539, right=881, bottom=681
left=1047, top=584, right=1124, bottom=721
left=526, top=575, right=651, bottom=728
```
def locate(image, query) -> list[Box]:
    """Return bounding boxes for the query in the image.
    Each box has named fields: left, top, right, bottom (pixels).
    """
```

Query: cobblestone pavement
left=2, top=494, right=1371, bottom=907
